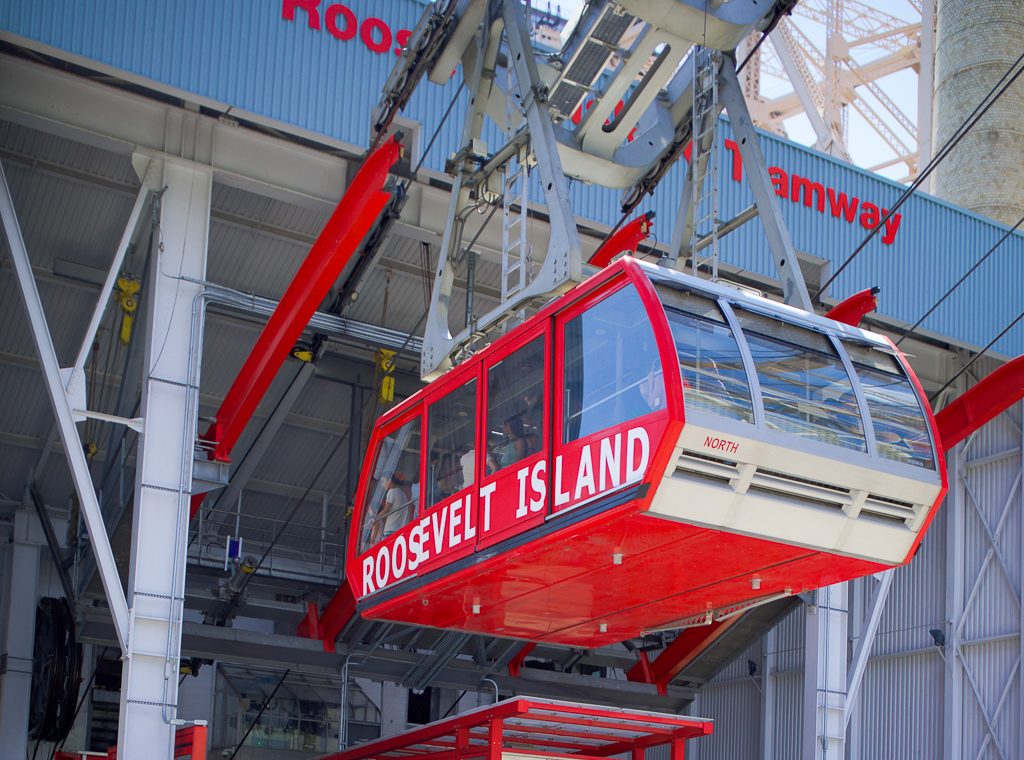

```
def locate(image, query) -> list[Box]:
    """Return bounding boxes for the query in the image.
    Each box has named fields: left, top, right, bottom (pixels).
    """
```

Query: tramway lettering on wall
left=684, top=140, right=904, bottom=245
left=359, top=426, right=652, bottom=596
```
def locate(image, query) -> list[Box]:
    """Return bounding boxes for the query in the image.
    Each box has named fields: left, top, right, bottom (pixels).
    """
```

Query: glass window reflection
left=563, top=286, right=665, bottom=442
left=359, top=417, right=421, bottom=551
left=736, top=309, right=866, bottom=451
left=845, top=342, right=935, bottom=469
left=664, top=294, right=754, bottom=423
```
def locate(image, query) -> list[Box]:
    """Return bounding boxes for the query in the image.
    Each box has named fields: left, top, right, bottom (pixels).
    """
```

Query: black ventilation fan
left=29, top=597, right=83, bottom=743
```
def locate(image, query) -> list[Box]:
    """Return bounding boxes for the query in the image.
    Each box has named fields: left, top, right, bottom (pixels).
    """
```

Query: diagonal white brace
left=844, top=568, right=894, bottom=728
left=0, top=162, right=131, bottom=651
left=68, top=157, right=158, bottom=395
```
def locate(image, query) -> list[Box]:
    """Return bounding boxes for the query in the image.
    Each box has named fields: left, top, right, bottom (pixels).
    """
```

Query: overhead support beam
left=79, top=613, right=697, bottom=712
left=0, top=161, right=130, bottom=650
left=196, top=136, right=401, bottom=473
left=203, top=280, right=424, bottom=355
left=0, top=53, right=351, bottom=210
left=718, top=57, right=814, bottom=312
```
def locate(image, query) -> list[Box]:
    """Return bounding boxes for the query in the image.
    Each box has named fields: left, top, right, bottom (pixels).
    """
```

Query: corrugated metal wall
left=2, top=0, right=1022, bottom=358
left=3, top=5, right=1023, bottom=755
left=686, top=401, right=1023, bottom=759
left=952, top=398, right=1022, bottom=759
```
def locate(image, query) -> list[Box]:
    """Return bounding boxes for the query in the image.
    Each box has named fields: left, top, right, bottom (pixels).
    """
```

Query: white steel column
left=943, top=440, right=965, bottom=758
left=0, top=511, right=43, bottom=756
left=802, top=583, right=848, bottom=759
left=760, top=625, right=776, bottom=759
left=116, top=157, right=211, bottom=759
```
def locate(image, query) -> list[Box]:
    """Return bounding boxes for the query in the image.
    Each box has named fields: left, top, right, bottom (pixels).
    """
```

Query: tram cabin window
left=486, top=337, right=545, bottom=473
left=660, top=289, right=754, bottom=423
left=843, top=342, right=935, bottom=469
left=359, top=417, right=420, bottom=551
left=427, top=380, right=478, bottom=506
left=563, top=286, right=666, bottom=443
left=735, top=309, right=866, bottom=451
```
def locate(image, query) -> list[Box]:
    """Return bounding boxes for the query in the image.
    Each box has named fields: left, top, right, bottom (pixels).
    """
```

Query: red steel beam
left=935, top=355, right=1024, bottom=451
left=825, top=286, right=879, bottom=327
left=297, top=583, right=358, bottom=651
left=507, top=641, right=537, bottom=677
left=626, top=618, right=740, bottom=695
left=189, top=136, right=401, bottom=519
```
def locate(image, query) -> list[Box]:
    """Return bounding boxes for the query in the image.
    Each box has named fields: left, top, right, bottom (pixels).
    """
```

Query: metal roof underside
left=4, top=115, right=705, bottom=714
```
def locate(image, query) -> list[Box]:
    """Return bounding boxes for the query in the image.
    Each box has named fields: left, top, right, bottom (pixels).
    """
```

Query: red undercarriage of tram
left=296, top=254, right=975, bottom=650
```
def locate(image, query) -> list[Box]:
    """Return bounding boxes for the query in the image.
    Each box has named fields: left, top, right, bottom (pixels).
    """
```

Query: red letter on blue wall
left=283, top=0, right=321, bottom=30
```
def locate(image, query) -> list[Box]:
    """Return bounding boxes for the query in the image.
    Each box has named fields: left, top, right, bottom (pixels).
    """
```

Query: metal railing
left=189, top=500, right=346, bottom=585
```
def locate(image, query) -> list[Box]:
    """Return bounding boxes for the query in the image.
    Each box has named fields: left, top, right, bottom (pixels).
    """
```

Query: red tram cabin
left=347, top=258, right=946, bottom=647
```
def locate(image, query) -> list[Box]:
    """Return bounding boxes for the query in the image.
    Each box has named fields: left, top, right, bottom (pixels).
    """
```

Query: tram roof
left=380, top=256, right=896, bottom=426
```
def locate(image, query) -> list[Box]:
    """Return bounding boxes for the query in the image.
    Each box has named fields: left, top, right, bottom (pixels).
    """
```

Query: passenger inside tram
left=426, top=378, right=477, bottom=505
left=360, top=417, right=421, bottom=551
left=487, top=338, right=545, bottom=473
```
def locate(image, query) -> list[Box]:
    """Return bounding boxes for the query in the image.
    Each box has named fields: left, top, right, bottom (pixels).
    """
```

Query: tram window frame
left=425, top=379, right=478, bottom=507
left=358, top=413, right=422, bottom=553
left=843, top=341, right=936, bottom=470
left=733, top=308, right=867, bottom=452
left=485, top=335, right=547, bottom=476
left=561, top=284, right=667, bottom=444
left=659, top=288, right=755, bottom=423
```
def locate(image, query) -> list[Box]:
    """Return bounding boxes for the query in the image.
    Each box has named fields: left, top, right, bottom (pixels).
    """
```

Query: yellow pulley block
left=375, top=348, right=397, bottom=403
left=291, top=345, right=315, bottom=362
left=115, top=277, right=141, bottom=345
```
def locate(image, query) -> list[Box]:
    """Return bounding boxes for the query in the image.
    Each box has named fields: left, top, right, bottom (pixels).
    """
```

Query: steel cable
left=814, top=48, right=1024, bottom=302
left=895, top=212, right=1024, bottom=346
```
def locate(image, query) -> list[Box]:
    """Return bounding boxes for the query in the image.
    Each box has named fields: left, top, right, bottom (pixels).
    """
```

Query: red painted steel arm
left=626, top=618, right=739, bottom=695
left=189, top=137, right=401, bottom=519
left=203, top=135, right=401, bottom=462
left=934, top=355, right=1024, bottom=451
left=298, top=583, right=358, bottom=652
left=825, top=286, right=879, bottom=326
left=507, top=642, right=537, bottom=677
left=589, top=212, right=655, bottom=267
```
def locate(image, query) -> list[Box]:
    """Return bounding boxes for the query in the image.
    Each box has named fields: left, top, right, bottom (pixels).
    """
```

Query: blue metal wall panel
left=0, top=0, right=429, bottom=148
left=3, top=0, right=1021, bottom=357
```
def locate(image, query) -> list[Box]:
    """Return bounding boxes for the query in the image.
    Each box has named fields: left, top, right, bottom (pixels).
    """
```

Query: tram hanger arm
left=824, top=287, right=880, bottom=327
left=590, top=212, right=656, bottom=268
left=934, top=355, right=1024, bottom=451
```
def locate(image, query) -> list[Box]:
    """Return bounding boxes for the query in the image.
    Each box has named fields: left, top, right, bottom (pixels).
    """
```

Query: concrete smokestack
left=932, top=0, right=1024, bottom=225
